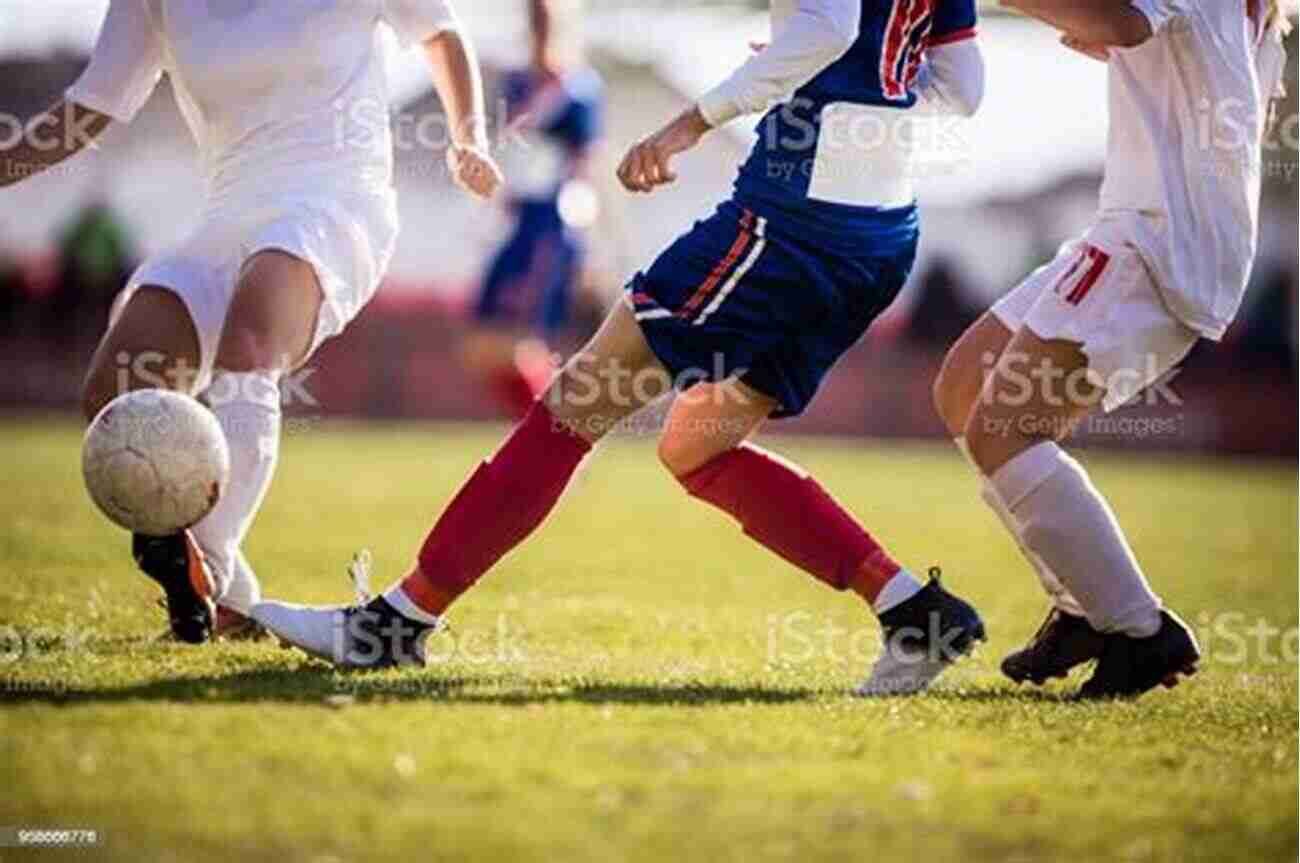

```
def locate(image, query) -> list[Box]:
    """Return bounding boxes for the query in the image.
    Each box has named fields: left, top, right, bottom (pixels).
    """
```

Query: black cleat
left=1002, top=608, right=1106, bottom=685
left=134, top=531, right=216, bottom=644
left=339, top=597, right=438, bottom=669
left=252, top=595, right=439, bottom=669
left=1076, top=610, right=1201, bottom=700
left=856, top=569, right=987, bottom=696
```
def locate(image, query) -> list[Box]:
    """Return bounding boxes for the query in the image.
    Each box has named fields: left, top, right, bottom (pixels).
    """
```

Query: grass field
left=0, top=416, right=1296, bottom=863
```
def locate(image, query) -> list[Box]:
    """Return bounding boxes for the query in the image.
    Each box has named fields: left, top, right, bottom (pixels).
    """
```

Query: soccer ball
left=82, top=391, right=231, bottom=537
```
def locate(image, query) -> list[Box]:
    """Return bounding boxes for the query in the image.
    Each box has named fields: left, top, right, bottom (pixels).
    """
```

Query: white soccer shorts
left=110, top=190, right=399, bottom=392
left=991, top=214, right=1200, bottom=413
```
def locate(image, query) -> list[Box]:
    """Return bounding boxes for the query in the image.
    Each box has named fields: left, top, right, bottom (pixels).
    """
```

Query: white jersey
left=1104, top=0, right=1288, bottom=339
left=67, top=0, right=458, bottom=209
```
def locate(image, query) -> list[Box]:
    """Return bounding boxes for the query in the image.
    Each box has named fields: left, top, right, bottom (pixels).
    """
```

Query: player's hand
left=446, top=143, right=504, bottom=201
left=1061, top=34, right=1111, bottom=63
left=617, top=107, right=711, bottom=194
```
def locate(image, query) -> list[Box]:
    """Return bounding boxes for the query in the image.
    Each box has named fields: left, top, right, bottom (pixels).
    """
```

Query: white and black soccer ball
left=82, top=391, right=230, bottom=537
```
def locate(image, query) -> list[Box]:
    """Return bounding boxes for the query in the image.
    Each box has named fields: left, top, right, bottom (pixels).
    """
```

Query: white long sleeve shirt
left=697, top=0, right=862, bottom=127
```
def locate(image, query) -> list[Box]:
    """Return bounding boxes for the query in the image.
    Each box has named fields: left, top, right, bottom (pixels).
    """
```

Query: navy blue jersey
left=499, top=67, right=605, bottom=205
left=795, top=0, right=976, bottom=109
left=732, top=0, right=977, bottom=241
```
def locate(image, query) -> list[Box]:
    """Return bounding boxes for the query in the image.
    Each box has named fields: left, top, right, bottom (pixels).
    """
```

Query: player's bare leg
left=933, top=312, right=1011, bottom=441
left=935, top=314, right=1102, bottom=682
left=254, top=300, right=669, bottom=667
left=658, top=381, right=985, bottom=696
left=964, top=326, right=1199, bottom=698
left=81, top=288, right=221, bottom=643
left=193, top=250, right=322, bottom=633
left=81, top=287, right=203, bottom=421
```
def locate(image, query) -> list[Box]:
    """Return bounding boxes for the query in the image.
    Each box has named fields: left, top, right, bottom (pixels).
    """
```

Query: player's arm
left=619, top=0, right=861, bottom=193
left=910, top=1, right=983, bottom=117
left=3, top=0, right=164, bottom=190
left=422, top=31, right=504, bottom=200
left=1000, top=0, right=1155, bottom=48
left=383, top=0, right=503, bottom=200
left=0, top=102, right=112, bottom=189
left=913, top=42, right=985, bottom=117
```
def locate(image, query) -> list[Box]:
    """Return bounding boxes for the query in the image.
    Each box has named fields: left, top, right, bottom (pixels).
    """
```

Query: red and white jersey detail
left=880, top=0, right=934, bottom=101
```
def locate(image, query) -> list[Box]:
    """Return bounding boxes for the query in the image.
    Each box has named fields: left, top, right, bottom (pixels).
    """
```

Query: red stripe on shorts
left=677, top=210, right=756, bottom=319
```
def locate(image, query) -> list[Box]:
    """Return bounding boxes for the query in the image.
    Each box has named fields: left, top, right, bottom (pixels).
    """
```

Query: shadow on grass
left=0, top=669, right=820, bottom=707
left=925, top=686, right=1075, bottom=705
left=0, top=669, right=1080, bottom=707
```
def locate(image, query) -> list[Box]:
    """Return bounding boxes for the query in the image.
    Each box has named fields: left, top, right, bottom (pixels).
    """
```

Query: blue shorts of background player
left=628, top=199, right=919, bottom=418
left=476, top=201, right=583, bottom=337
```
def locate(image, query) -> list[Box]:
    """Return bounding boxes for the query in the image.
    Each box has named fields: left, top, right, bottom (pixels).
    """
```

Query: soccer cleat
left=252, top=596, right=437, bottom=670
left=1076, top=610, right=1200, bottom=700
left=134, top=531, right=217, bottom=644
left=1001, top=608, right=1106, bottom=685
left=856, top=569, right=987, bottom=697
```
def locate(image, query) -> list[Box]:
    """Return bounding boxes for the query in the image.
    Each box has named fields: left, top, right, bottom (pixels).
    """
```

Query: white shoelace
left=348, top=549, right=374, bottom=606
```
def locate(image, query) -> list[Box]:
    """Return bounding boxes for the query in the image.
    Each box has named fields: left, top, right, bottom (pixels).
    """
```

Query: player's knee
left=934, top=338, right=983, bottom=439
left=658, top=427, right=722, bottom=481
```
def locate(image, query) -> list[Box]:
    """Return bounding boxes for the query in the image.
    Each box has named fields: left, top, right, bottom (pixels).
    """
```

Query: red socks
left=486, top=350, right=555, bottom=419
left=399, top=408, right=899, bottom=616
left=488, top=367, right=541, bottom=420
left=680, top=443, right=901, bottom=602
left=401, top=402, right=591, bottom=614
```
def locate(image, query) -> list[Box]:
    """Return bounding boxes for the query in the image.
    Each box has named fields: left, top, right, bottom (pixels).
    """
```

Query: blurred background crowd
left=0, top=0, right=1296, bottom=453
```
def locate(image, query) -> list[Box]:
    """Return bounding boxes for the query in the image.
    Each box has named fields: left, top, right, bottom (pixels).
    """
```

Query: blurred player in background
left=934, top=0, right=1290, bottom=698
left=0, top=0, right=503, bottom=644
left=461, top=0, right=606, bottom=419
left=259, top=0, right=992, bottom=697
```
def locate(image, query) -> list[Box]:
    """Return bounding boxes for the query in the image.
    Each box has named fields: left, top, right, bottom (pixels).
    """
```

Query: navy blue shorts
left=628, top=200, right=917, bottom=418
left=476, top=203, right=582, bottom=336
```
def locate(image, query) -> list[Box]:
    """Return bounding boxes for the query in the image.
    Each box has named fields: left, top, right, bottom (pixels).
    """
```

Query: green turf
left=0, top=417, right=1296, bottom=863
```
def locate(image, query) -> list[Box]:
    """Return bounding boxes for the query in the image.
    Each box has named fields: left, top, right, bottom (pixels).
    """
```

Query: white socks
left=987, top=441, right=1162, bottom=638
left=222, top=551, right=262, bottom=615
left=956, top=438, right=1086, bottom=618
left=191, top=371, right=282, bottom=615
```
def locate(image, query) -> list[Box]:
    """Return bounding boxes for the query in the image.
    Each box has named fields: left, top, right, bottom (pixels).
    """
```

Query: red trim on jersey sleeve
left=927, top=26, right=978, bottom=47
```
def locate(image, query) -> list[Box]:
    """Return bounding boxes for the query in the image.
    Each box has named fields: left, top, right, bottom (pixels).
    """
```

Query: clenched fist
left=617, top=107, right=712, bottom=194
left=447, top=143, right=505, bottom=201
